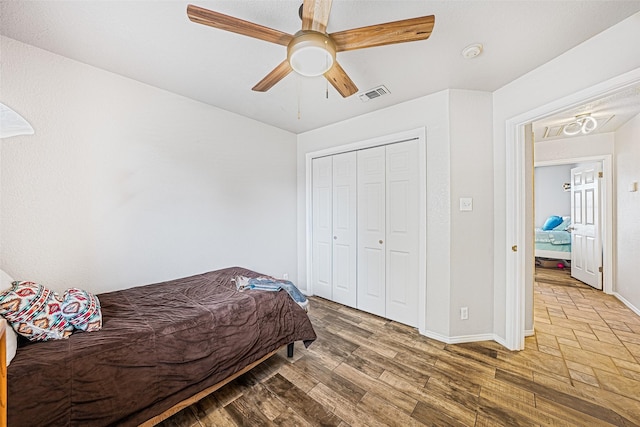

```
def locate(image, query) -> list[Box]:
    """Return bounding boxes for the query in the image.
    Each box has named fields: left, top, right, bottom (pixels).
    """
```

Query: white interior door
left=385, top=141, right=420, bottom=326
left=570, top=164, right=602, bottom=289
left=312, top=156, right=333, bottom=299
left=332, top=152, right=357, bottom=308
left=357, top=146, right=386, bottom=317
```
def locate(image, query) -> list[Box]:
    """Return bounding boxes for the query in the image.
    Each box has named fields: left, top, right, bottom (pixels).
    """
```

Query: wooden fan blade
left=330, top=15, right=435, bottom=52
left=252, top=60, right=293, bottom=92
left=324, top=62, right=358, bottom=98
left=301, top=0, right=333, bottom=32
left=187, top=4, right=293, bottom=46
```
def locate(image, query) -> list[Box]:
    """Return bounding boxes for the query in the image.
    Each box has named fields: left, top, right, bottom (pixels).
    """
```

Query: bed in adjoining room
left=535, top=215, right=572, bottom=261
left=1, top=266, right=316, bottom=427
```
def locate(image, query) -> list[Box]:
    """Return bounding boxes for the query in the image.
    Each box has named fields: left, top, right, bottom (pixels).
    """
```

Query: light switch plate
left=460, top=197, right=473, bottom=211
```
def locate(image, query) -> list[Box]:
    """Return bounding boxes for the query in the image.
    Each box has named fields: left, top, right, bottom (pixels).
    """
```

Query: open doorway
left=533, top=158, right=609, bottom=291
left=505, top=69, right=640, bottom=350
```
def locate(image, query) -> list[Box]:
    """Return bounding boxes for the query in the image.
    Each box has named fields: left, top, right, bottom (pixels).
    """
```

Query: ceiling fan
left=187, top=0, right=435, bottom=98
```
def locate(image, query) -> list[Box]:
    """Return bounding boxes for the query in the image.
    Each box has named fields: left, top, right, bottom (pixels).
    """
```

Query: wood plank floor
left=158, top=267, right=640, bottom=426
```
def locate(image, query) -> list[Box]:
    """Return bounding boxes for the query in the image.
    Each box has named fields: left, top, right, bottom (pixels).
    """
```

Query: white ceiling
left=2, top=1, right=640, bottom=134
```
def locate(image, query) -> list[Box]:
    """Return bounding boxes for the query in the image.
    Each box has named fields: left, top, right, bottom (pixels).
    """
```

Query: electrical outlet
left=282, top=273, right=289, bottom=280
left=460, top=307, right=469, bottom=320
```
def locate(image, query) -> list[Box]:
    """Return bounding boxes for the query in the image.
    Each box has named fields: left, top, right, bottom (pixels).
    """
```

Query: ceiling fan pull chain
left=298, top=77, right=301, bottom=120
left=326, top=55, right=329, bottom=99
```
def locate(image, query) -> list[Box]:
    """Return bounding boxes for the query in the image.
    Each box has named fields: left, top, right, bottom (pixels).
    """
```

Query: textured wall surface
left=615, top=113, right=640, bottom=312
left=1, top=36, right=297, bottom=294
left=448, top=90, right=494, bottom=337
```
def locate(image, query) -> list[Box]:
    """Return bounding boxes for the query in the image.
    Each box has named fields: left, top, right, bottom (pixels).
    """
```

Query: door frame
left=534, top=156, right=613, bottom=293
left=505, top=68, right=640, bottom=350
left=305, top=127, right=427, bottom=333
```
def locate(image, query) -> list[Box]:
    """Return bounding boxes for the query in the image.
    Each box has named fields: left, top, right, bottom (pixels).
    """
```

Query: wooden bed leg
left=287, top=342, right=294, bottom=358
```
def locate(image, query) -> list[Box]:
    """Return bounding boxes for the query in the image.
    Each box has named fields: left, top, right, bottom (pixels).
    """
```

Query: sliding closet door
left=332, top=152, right=357, bottom=308
left=312, top=156, right=333, bottom=300
left=357, top=146, right=386, bottom=317
left=312, top=139, right=420, bottom=326
left=385, top=140, right=420, bottom=327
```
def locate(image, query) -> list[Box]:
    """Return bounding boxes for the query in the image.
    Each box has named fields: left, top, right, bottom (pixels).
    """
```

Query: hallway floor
left=530, top=266, right=640, bottom=418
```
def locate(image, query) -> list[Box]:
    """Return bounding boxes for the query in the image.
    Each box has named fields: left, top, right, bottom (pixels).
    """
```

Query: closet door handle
left=334, top=236, right=337, bottom=240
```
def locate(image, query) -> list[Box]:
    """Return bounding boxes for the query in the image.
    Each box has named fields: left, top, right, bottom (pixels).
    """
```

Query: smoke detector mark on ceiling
left=359, top=85, right=390, bottom=102
left=461, top=43, right=483, bottom=59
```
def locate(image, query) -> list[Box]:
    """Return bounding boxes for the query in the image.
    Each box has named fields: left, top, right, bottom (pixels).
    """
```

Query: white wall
left=534, top=165, right=572, bottom=227
left=493, top=12, right=640, bottom=342
left=536, top=132, right=615, bottom=163
left=448, top=90, right=494, bottom=337
left=0, top=36, right=298, bottom=294
left=297, top=89, right=494, bottom=340
left=615, top=112, right=640, bottom=312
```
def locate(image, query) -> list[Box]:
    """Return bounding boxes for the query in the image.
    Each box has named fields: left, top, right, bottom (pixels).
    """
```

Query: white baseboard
left=492, top=334, right=508, bottom=349
left=421, top=329, right=496, bottom=345
left=613, top=293, right=640, bottom=317
left=525, top=329, right=535, bottom=337
left=421, top=330, right=523, bottom=351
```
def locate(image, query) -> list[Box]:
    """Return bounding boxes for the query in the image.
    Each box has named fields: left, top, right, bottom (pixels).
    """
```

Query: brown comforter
left=8, top=267, right=316, bottom=426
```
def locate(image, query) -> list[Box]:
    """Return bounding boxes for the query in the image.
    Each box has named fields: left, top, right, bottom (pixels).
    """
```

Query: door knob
left=334, top=236, right=337, bottom=240
left=379, top=240, right=384, bottom=244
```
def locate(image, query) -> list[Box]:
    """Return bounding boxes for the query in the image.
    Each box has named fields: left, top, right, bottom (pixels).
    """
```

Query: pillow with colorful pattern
left=61, top=288, right=103, bottom=332
left=0, top=281, right=73, bottom=341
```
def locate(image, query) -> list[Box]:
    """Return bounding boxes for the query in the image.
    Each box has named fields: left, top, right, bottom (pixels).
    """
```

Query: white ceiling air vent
left=359, top=85, right=390, bottom=102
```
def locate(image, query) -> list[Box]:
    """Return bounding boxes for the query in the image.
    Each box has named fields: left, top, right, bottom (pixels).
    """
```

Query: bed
left=4, top=266, right=316, bottom=426
left=535, top=228, right=571, bottom=260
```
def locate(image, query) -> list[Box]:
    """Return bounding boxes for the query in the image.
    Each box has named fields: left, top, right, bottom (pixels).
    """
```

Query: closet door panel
left=385, top=141, right=419, bottom=327
left=332, top=152, right=357, bottom=308
left=357, top=147, right=386, bottom=317
left=388, top=249, right=410, bottom=303
left=312, top=156, right=333, bottom=300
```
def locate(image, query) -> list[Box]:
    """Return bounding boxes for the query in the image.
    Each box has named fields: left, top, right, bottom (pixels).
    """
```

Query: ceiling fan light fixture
left=287, top=31, right=336, bottom=77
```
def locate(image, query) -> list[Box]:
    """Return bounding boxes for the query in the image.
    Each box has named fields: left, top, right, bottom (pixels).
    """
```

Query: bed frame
left=141, top=342, right=295, bottom=426
left=1, top=327, right=294, bottom=427
left=535, top=248, right=571, bottom=260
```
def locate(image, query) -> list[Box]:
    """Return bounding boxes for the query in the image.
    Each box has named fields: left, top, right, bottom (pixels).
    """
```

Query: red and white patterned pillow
left=61, top=288, right=102, bottom=332
left=0, top=281, right=74, bottom=341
